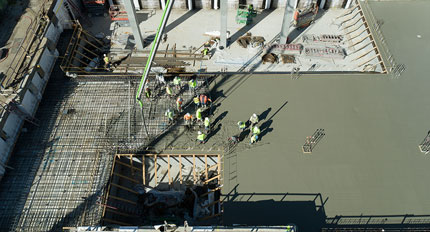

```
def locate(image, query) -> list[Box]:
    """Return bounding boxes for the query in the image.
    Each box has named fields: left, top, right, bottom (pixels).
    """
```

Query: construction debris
left=305, top=46, right=346, bottom=59
left=237, top=33, right=265, bottom=48
left=262, top=53, right=278, bottom=64
left=302, top=34, right=344, bottom=43
left=302, top=129, right=325, bottom=153
left=281, top=54, right=296, bottom=64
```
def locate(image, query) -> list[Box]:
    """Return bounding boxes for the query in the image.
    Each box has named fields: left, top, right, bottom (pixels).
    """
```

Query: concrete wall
left=0, top=1, right=66, bottom=178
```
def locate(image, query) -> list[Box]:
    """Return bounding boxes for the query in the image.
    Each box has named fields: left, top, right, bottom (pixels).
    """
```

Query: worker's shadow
left=211, top=89, right=226, bottom=102
left=259, top=119, right=273, bottom=140
left=207, top=123, right=222, bottom=142
left=239, top=128, right=251, bottom=142
left=258, top=107, right=272, bottom=121
left=213, top=110, right=228, bottom=126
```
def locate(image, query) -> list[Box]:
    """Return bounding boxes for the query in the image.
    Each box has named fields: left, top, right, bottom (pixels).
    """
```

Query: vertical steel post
left=279, top=0, right=297, bottom=44
left=220, top=0, right=227, bottom=48
left=123, top=0, right=145, bottom=50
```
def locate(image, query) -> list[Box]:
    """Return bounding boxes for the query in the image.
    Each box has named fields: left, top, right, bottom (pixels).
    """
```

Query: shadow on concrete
left=0, top=0, right=30, bottom=48
left=206, top=123, right=222, bottom=142
left=213, top=110, right=228, bottom=126
left=259, top=119, right=273, bottom=140
left=222, top=185, right=327, bottom=231
left=258, top=107, right=272, bottom=121
left=229, top=9, right=275, bottom=46
left=266, top=100, right=288, bottom=121
left=165, top=9, right=201, bottom=34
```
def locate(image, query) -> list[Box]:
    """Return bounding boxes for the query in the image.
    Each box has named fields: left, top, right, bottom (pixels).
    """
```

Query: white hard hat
left=185, top=113, right=190, bottom=116
left=198, top=131, right=202, bottom=135
left=104, top=54, right=106, bottom=57
left=205, top=117, right=209, bottom=120
left=253, top=113, right=257, bottom=117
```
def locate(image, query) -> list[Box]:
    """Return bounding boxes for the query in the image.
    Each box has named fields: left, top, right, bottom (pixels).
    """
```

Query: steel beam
left=220, top=0, right=227, bottom=48
left=123, top=0, right=145, bottom=50
left=279, top=0, right=297, bottom=44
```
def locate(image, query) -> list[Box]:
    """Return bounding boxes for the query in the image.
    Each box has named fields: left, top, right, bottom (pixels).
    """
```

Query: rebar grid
left=0, top=74, right=208, bottom=231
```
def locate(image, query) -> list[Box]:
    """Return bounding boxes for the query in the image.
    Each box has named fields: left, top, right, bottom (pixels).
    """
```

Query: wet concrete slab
left=152, top=0, right=430, bottom=219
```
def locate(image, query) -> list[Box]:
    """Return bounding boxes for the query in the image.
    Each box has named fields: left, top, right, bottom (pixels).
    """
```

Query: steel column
left=220, top=0, right=227, bottom=48
left=279, top=0, right=297, bottom=44
left=123, top=0, right=145, bottom=50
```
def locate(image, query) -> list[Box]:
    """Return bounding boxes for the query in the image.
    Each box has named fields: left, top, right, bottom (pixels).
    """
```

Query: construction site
left=0, top=0, right=429, bottom=231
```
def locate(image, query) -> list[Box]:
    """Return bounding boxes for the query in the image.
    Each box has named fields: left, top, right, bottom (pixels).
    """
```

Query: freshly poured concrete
left=153, top=0, right=430, bottom=220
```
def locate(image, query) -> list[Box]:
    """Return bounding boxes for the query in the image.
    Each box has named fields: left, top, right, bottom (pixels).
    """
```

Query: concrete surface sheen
left=217, top=0, right=430, bottom=219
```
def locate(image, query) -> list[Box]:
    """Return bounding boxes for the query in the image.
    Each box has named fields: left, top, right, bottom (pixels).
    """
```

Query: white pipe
left=345, top=0, right=352, bottom=9
left=265, top=0, right=271, bottom=9
left=214, top=0, right=218, bottom=10
left=188, top=0, right=193, bottom=10
left=161, top=0, right=166, bottom=10
left=319, top=0, right=326, bottom=9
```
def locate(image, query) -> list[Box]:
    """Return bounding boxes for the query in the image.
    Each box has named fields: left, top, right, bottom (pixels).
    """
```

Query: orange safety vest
left=184, top=114, right=192, bottom=121
left=200, top=95, right=210, bottom=104
left=176, top=98, right=183, bottom=104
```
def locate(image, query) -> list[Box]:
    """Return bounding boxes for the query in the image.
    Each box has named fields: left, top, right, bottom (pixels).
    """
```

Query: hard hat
left=253, top=113, right=257, bottom=117
left=205, top=117, right=209, bottom=120
left=104, top=54, right=106, bottom=57
left=186, top=113, right=190, bottom=116
left=198, top=131, right=202, bottom=135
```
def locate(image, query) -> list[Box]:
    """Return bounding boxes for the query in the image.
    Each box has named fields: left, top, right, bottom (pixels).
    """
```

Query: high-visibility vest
left=176, top=98, right=183, bottom=105
left=145, top=88, right=151, bottom=98
left=165, top=111, right=173, bottom=119
left=166, top=86, right=172, bottom=95
left=253, top=126, right=260, bottom=135
left=196, top=109, right=202, bottom=119
left=173, top=77, right=181, bottom=85
left=189, top=80, right=197, bottom=88
left=238, top=121, right=245, bottom=129
left=204, top=118, right=210, bottom=127
left=103, top=56, right=109, bottom=64
left=200, top=95, right=208, bottom=104
left=250, top=115, right=259, bottom=123
left=193, top=97, right=200, bottom=104
left=197, top=133, right=206, bottom=141
left=251, top=134, right=257, bottom=143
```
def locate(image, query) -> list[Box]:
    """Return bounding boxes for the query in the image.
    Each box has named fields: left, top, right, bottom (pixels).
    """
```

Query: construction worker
left=103, top=54, right=110, bottom=69
left=165, top=109, right=174, bottom=124
left=202, top=47, right=209, bottom=56
left=145, top=87, right=151, bottom=99
left=196, top=108, right=203, bottom=123
left=184, top=113, right=193, bottom=129
left=237, top=121, right=246, bottom=132
left=188, top=78, right=197, bottom=94
left=197, top=131, right=206, bottom=144
left=193, top=95, right=200, bottom=108
left=166, top=84, right=173, bottom=97
left=252, top=125, right=261, bottom=136
left=176, top=97, right=183, bottom=112
left=173, top=76, right=181, bottom=90
left=249, top=113, right=259, bottom=127
left=250, top=133, right=258, bottom=145
left=199, top=94, right=212, bottom=108
left=248, top=4, right=254, bottom=11
left=204, top=117, right=210, bottom=131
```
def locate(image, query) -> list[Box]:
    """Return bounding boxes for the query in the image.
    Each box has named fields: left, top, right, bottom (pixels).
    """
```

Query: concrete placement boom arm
left=136, top=0, right=175, bottom=108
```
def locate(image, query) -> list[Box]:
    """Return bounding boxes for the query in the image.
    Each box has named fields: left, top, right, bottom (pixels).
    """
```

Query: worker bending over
left=173, top=76, right=181, bottom=90
left=196, top=108, right=203, bottom=123
left=204, top=117, right=210, bottom=132
left=184, top=113, right=193, bottom=129
left=250, top=125, right=261, bottom=144
left=166, top=84, right=173, bottom=98
left=188, top=78, right=197, bottom=94
left=197, top=131, right=207, bottom=144
left=176, top=97, right=183, bottom=112
left=249, top=113, right=259, bottom=127
left=237, top=121, right=246, bottom=132
left=165, top=109, right=174, bottom=124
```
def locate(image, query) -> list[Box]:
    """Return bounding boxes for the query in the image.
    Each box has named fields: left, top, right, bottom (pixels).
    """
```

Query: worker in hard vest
left=199, top=94, right=212, bottom=108
left=166, top=84, right=173, bottom=97
left=145, top=87, right=151, bottom=99
left=176, top=97, right=183, bottom=112
left=103, top=54, right=110, bottom=69
left=249, top=113, right=259, bottom=127
left=188, top=78, right=197, bottom=94
left=165, top=109, right=174, bottom=123
left=173, top=76, right=181, bottom=90
left=196, top=108, right=203, bottom=123
left=184, top=113, right=193, bottom=129
left=250, top=133, right=258, bottom=145
left=197, top=131, right=206, bottom=144
left=252, top=125, right=261, bottom=136
left=202, top=47, right=209, bottom=56
left=204, top=117, right=210, bottom=131
left=237, top=121, right=246, bottom=132
left=193, top=96, right=200, bottom=108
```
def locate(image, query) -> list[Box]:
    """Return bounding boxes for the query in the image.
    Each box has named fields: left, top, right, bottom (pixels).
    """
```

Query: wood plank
left=204, top=175, right=220, bottom=184
left=102, top=156, right=117, bottom=218
left=201, top=187, right=222, bottom=197
left=193, top=155, right=196, bottom=184
left=112, top=172, right=139, bottom=183
left=168, top=154, right=171, bottom=185
left=105, top=208, right=138, bottom=218
left=110, top=183, right=138, bottom=194
left=154, top=154, right=158, bottom=186
left=218, top=155, right=222, bottom=181
left=108, top=195, right=137, bottom=205
left=205, top=155, right=208, bottom=180
left=179, top=154, right=182, bottom=184
left=115, top=160, right=141, bottom=171
left=142, top=155, right=146, bottom=185
left=130, top=155, right=134, bottom=176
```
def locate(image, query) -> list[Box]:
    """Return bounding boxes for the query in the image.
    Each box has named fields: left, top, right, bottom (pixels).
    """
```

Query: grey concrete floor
left=154, top=0, right=430, bottom=220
